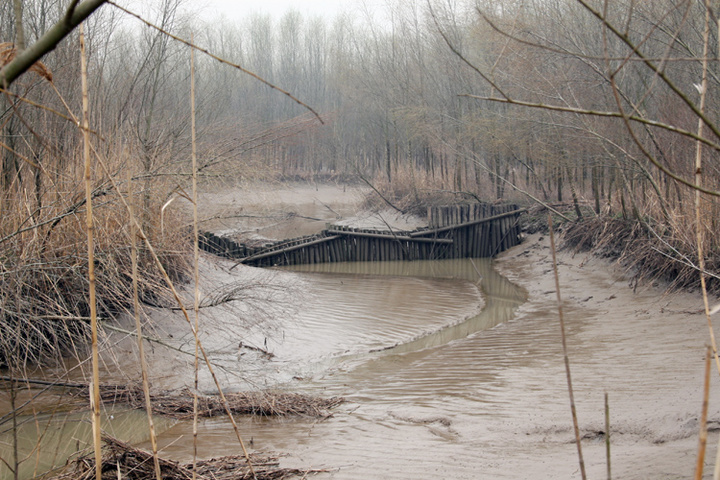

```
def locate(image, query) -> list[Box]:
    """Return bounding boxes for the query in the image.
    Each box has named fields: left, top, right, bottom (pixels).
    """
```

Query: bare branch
left=0, top=0, right=107, bottom=88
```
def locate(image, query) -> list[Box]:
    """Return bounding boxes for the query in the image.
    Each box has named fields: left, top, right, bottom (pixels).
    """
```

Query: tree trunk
left=556, top=166, right=563, bottom=203
left=568, top=166, right=582, bottom=220
left=592, top=166, right=600, bottom=214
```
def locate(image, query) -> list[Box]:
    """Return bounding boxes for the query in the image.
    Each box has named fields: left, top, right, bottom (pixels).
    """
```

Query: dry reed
left=48, top=435, right=324, bottom=480
left=191, top=35, right=202, bottom=478
left=562, top=216, right=720, bottom=294
left=690, top=6, right=720, bottom=477
left=79, top=22, right=102, bottom=480
left=95, top=385, right=343, bottom=419
left=360, top=165, right=466, bottom=216
left=129, top=172, right=162, bottom=479
left=0, top=42, right=53, bottom=82
left=0, top=134, right=190, bottom=370
left=605, top=392, right=611, bottom=480
left=695, top=346, right=712, bottom=480
left=548, top=214, right=586, bottom=480
left=1, top=9, right=329, bottom=480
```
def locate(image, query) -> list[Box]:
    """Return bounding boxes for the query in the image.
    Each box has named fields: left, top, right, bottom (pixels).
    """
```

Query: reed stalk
left=605, top=392, right=611, bottom=480
left=691, top=3, right=720, bottom=477
left=191, top=35, right=201, bottom=480
left=713, top=7, right=720, bottom=479
left=129, top=173, right=162, bottom=480
left=79, top=22, right=102, bottom=480
left=10, top=371, right=18, bottom=480
left=694, top=0, right=720, bottom=374
left=696, top=346, right=712, bottom=480
left=548, top=214, right=586, bottom=480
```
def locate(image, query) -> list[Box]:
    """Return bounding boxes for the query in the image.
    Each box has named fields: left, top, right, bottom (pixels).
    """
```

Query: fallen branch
left=0, top=0, right=108, bottom=87
left=48, top=435, right=328, bottom=480
left=0, top=376, right=86, bottom=388
left=327, top=229, right=453, bottom=244
left=233, top=234, right=340, bottom=266
left=84, top=385, right=344, bottom=418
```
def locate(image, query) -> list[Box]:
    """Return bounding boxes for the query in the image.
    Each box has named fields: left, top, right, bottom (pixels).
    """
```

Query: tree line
left=3, top=1, right=717, bottom=211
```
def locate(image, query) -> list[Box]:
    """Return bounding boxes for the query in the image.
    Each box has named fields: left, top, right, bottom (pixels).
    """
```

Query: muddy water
left=0, top=257, right=525, bottom=479
left=144, top=258, right=528, bottom=478
left=0, top=407, right=176, bottom=479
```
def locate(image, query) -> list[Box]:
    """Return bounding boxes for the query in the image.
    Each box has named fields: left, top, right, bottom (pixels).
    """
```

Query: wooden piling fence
left=198, top=203, right=525, bottom=267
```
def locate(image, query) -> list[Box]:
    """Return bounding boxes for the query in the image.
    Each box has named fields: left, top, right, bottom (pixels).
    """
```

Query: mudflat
left=492, top=232, right=720, bottom=479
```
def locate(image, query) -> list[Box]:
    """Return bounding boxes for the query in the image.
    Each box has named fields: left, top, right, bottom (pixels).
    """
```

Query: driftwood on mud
left=48, top=435, right=326, bottom=480
left=94, top=384, right=344, bottom=418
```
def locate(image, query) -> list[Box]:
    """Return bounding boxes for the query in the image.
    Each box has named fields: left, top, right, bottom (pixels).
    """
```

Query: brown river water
left=142, top=257, right=530, bottom=479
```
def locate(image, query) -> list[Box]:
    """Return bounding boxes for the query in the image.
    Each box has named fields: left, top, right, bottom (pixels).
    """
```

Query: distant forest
left=4, top=1, right=719, bottom=216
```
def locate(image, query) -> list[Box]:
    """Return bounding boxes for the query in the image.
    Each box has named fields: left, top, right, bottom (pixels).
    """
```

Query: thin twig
left=355, top=169, right=405, bottom=214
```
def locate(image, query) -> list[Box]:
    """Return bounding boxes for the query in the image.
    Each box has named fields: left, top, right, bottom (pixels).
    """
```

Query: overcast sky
left=196, top=0, right=372, bottom=22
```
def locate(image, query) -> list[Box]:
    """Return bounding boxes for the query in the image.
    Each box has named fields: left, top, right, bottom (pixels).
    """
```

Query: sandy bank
left=492, top=232, right=720, bottom=478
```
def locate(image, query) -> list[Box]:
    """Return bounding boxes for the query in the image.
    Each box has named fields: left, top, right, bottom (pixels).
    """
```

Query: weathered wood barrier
left=200, top=203, right=525, bottom=267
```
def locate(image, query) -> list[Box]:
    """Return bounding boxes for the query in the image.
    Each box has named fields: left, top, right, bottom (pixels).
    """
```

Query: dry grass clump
left=49, top=435, right=323, bottom=480
left=0, top=143, right=190, bottom=369
left=97, top=385, right=344, bottom=418
left=563, top=215, right=720, bottom=293
left=360, top=166, right=469, bottom=216
left=518, top=203, right=586, bottom=234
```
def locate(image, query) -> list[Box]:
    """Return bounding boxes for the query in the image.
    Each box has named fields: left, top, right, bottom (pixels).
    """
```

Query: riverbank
left=492, top=232, right=720, bottom=478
